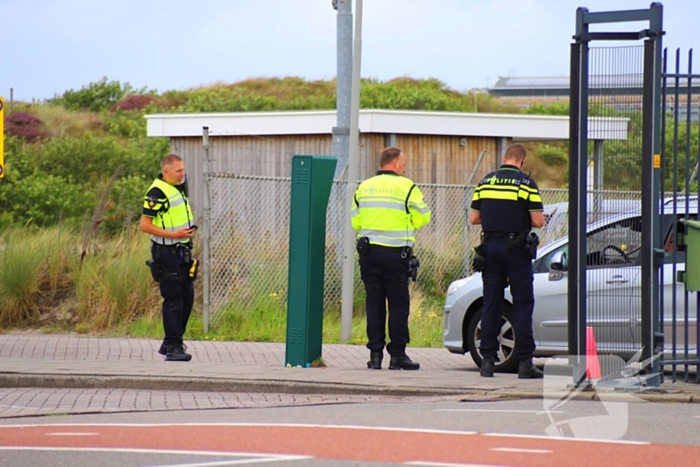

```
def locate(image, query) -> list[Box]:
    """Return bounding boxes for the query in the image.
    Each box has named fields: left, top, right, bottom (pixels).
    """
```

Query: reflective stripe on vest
left=353, top=175, right=418, bottom=248
left=147, top=178, right=194, bottom=245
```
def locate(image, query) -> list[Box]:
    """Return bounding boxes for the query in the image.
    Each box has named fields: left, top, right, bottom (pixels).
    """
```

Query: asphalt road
left=0, top=388, right=698, bottom=466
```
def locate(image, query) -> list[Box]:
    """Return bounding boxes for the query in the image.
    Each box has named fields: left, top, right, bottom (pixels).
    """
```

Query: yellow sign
left=0, top=97, right=4, bottom=178
left=653, top=154, right=661, bottom=169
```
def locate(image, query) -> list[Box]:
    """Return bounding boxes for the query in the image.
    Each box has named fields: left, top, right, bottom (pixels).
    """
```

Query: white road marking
left=152, top=457, right=308, bottom=466
left=45, top=432, right=99, bottom=436
left=437, top=409, right=565, bottom=414
left=0, top=423, right=652, bottom=446
left=406, top=462, right=504, bottom=467
left=0, top=447, right=309, bottom=463
left=0, top=422, right=478, bottom=436
left=482, top=432, right=650, bottom=445
left=491, top=447, right=552, bottom=454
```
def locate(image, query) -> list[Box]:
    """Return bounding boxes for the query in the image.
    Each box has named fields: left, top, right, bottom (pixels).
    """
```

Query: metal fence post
left=202, top=126, right=211, bottom=334
left=463, top=149, right=488, bottom=276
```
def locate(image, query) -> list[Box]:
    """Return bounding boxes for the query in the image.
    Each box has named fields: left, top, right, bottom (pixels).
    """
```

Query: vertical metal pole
left=569, top=8, right=589, bottom=384
left=660, top=46, right=670, bottom=380
left=577, top=39, right=590, bottom=383
left=332, top=0, right=352, bottom=178
left=332, top=0, right=353, bottom=299
left=568, top=41, right=581, bottom=361
left=641, top=41, right=656, bottom=384
left=340, top=0, right=363, bottom=342
left=463, top=149, right=488, bottom=276
left=202, top=126, right=211, bottom=334
left=640, top=2, right=663, bottom=386
left=495, top=137, right=507, bottom=171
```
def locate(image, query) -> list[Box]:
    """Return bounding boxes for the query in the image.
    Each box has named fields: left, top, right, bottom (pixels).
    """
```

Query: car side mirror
left=548, top=251, right=568, bottom=281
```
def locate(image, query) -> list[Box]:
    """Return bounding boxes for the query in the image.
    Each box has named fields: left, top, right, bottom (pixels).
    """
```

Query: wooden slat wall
left=170, top=133, right=501, bottom=216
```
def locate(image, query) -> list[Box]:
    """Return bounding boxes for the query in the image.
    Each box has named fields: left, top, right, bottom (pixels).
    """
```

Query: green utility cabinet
left=285, top=155, right=337, bottom=367
left=681, top=219, right=700, bottom=292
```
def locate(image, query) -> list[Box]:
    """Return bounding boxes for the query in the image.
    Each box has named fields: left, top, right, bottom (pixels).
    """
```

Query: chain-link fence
left=203, top=168, right=647, bottom=330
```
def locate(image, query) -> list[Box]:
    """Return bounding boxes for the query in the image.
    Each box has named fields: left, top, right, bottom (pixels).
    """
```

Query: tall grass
left=0, top=225, right=445, bottom=348
left=75, top=231, right=158, bottom=331
left=0, top=225, right=77, bottom=326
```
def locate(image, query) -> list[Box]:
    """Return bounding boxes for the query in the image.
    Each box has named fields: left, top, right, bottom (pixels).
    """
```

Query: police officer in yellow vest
left=141, top=154, right=197, bottom=362
left=351, top=147, right=431, bottom=370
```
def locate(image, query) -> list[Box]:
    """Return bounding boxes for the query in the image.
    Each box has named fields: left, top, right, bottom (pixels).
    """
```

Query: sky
left=2, top=0, right=699, bottom=102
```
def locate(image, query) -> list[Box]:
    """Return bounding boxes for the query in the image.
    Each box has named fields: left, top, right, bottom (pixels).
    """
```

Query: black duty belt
left=370, top=244, right=406, bottom=251
left=483, top=232, right=517, bottom=240
left=152, top=242, right=192, bottom=250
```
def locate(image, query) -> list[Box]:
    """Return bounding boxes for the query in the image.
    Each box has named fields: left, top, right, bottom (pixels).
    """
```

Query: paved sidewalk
left=0, top=334, right=698, bottom=403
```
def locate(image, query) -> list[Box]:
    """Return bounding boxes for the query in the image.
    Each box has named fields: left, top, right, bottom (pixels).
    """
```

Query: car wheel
left=466, top=306, right=519, bottom=373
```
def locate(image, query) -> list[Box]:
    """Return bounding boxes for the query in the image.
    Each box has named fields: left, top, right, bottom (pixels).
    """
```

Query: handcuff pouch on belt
left=356, top=236, right=370, bottom=256
left=146, top=260, right=162, bottom=283
left=175, top=243, right=199, bottom=281
left=525, top=232, right=540, bottom=259
left=407, top=254, right=420, bottom=282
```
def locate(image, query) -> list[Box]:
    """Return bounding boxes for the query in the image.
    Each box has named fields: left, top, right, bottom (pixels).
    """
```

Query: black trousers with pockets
left=480, top=239, right=536, bottom=362
left=359, top=245, right=411, bottom=357
left=151, top=243, right=194, bottom=346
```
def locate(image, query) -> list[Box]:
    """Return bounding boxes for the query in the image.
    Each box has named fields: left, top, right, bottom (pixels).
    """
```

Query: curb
left=1, top=373, right=698, bottom=404
left=0, top=374, right=465, bottom=398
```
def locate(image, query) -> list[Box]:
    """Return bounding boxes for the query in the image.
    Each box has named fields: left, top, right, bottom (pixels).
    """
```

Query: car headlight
left=446, top=275, right=475, bottom=296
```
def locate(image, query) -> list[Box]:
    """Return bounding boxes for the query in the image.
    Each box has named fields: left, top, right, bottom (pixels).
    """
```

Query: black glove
left=471, top=244, right=486, bottom=273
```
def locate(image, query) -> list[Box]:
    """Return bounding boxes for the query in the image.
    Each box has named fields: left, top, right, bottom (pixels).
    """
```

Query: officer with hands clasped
left=469, top=144, right=545, bottom=379
left=141, top=154, right=198, bottom=362
left=351, top=147, right=431, bottom=371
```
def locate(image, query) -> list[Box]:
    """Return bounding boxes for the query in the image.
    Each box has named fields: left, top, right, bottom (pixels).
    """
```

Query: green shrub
left=51, top=77, right=136, bottom=112
left=536, top=145, right=568, bottom=166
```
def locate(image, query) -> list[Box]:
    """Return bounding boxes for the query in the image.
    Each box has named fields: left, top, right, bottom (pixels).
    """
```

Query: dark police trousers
left=151, top=243, right=194, bottom=346
left=359, top=245, right=411, bottom=357
left=480, top=239, right=536, bottom=362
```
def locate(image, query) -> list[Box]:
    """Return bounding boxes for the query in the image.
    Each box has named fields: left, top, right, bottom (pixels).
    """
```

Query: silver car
left=443, top=200, right=698, bottom=373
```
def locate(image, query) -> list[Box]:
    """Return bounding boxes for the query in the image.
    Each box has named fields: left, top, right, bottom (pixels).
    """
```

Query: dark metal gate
left=659, top=48, right=700, bottom=382
left=568, top=4, right=667, bottom=387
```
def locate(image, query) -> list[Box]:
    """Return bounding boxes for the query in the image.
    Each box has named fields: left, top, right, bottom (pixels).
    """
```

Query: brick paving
left=0, top=334, right=698, bottom=417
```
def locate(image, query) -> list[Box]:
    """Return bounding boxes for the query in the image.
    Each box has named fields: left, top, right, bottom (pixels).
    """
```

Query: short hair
left=379, top=147, right=403, bottom=168
left=161, top=154, right=183, bottom=170
left=504, top=144, right=527, bottom=163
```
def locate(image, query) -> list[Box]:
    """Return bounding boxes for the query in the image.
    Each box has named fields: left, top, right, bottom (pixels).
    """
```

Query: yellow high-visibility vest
left=351, top=174, right=431, bottom=247
left=145, top=178, right=194, bottom=245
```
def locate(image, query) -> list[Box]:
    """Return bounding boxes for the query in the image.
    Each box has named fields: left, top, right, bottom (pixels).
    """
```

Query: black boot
left=367, top=351, right=383, bottom=370
left=165, top=344, right=192, bottom=362
left=518, top=359, right=543, bottom=379
left=158, top=342, right=168, bottom=356
left=389, top=354, right=420, bottom=370
left=480, top=357, right=495, bottom=377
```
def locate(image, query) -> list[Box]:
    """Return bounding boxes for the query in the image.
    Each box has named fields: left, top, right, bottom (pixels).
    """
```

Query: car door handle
left=606, top=275, right=629, bottom=284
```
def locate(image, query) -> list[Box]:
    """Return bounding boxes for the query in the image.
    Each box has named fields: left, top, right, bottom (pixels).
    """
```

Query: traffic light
left=0, top=97, right=4, bottom=178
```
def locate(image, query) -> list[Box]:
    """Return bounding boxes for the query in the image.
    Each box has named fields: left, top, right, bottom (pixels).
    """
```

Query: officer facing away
left=141, top=154, right=197, bottom=362
left=351, top=147, right=431, bottom=371
left=469, top=143, right=545, bottom=379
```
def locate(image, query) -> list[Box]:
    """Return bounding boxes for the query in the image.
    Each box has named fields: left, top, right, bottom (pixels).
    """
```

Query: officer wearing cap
left=141, top=154, right=197, bottom=362
left=469, top=143, right=545, bottom=378
left=351, top=147, right=431, bottom=371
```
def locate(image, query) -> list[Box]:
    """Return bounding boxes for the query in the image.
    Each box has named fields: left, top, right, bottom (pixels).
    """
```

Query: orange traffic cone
left=586, top=326, right=602, bottom=379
